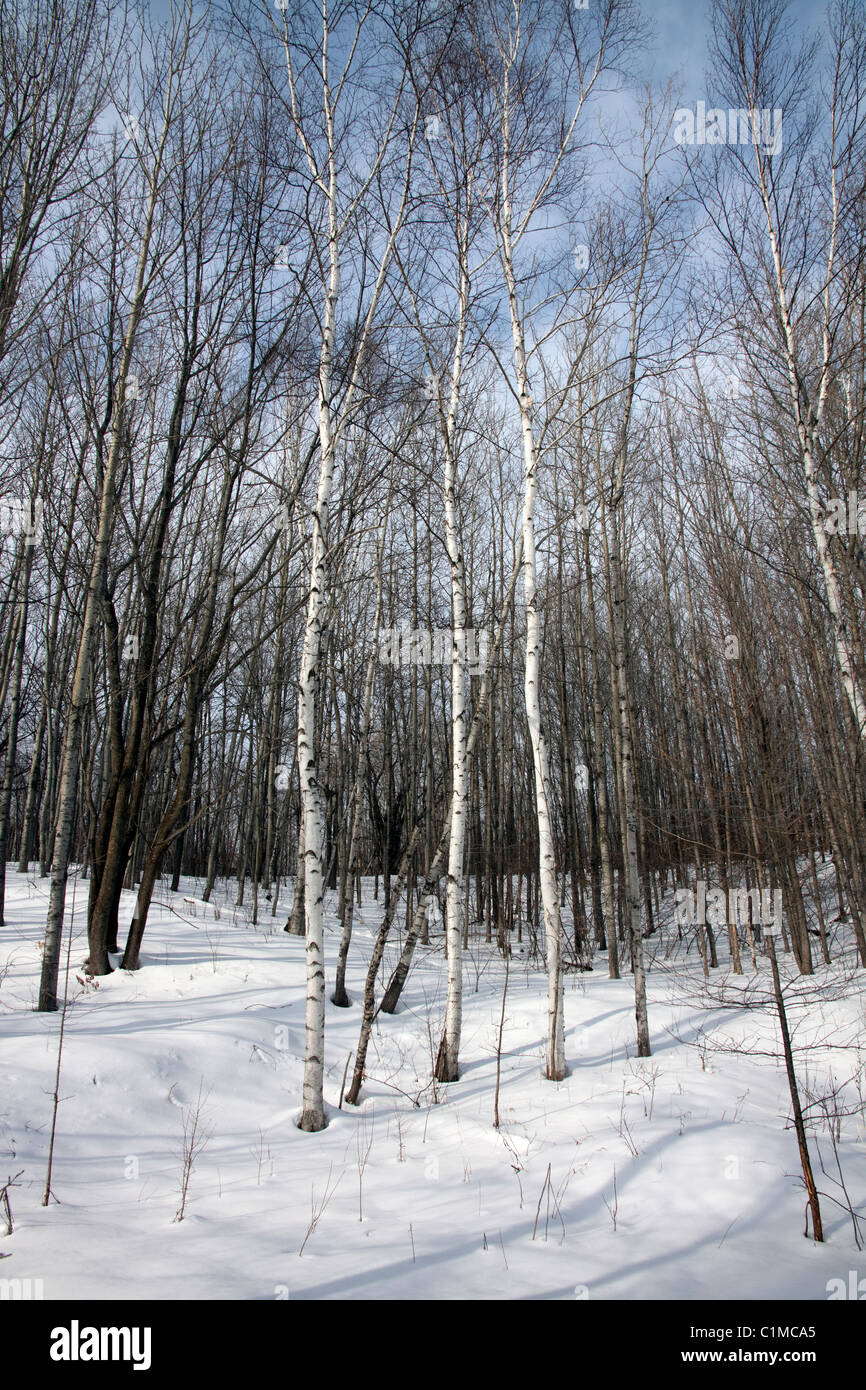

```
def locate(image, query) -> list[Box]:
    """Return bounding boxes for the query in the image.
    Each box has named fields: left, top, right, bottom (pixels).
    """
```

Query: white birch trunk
left=435, top=265, right=470, bottom=1083
left=332, top=511, right=388, bottom=1007
left=756, top=170, right=866, bottom=742
left=284, top=14, right=419, bottom=1129
left=296, top=220, right=339, bottom=1133
left=500, top=203, right=566, bottom=1082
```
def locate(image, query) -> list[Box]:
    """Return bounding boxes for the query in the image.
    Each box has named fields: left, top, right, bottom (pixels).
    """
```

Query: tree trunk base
left=84, top=953, right=113, bottom=977
left=545, top=1066, right=568, bottom=1082
left=296, top=1108, right=328, bottom=1133
left=434, top=1033, right=459, bottom=1083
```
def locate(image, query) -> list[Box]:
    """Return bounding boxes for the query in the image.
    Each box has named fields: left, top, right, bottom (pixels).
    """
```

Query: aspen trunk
left=435, top=263, right=471, bottom=1083
left=38, top=131, right=167, bottom=1008
left=500, top=212, right=566, bottom=1080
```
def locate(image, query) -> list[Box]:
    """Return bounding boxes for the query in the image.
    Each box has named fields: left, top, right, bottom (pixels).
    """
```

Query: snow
left=1, top=867, right=864, bottom=1300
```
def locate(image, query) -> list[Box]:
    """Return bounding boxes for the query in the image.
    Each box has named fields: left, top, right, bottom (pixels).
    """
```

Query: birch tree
left=272, top=0, right=423, bottom=1131
left=392, top=28, right=500, bottom=1077
left=701, top=0, right=866, bottom=742
left=478, top=0, right=632, bottom=1078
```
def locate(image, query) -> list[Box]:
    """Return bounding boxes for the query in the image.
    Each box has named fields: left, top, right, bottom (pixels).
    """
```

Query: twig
left=0, top=1171, right=24, bottom=1235
left=493, top=947, right=510, bottom=1129
left=338, top=1052, right=352, bottom=1110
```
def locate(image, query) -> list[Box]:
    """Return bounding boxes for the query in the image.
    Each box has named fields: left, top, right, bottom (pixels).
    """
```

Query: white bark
left=748, top=82, right=866, bottom=743
left=332, top=508, right=389, bottom=1007
left=500, top=197, right=566, bottom=1083
left=436, top=262, right=470, bottom=1083
left=281, top=12, right=419, bottom=1130
left=479, top=0, right=611, bottom=1079
left=776, top=274, right=866, bottom=742
left=292, top=10, right=341, bottom=1130
left=296, top=254, right=337, bottom=1130
left=379, top=536, right=525, bottom=1017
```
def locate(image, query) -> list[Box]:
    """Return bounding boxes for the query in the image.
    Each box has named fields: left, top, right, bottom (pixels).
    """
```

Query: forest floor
left=1, top=866, right=864, bottom=1300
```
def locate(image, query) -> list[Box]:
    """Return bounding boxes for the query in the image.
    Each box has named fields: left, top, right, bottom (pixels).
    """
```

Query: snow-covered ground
left=1, top=867, right=864, bottom=1300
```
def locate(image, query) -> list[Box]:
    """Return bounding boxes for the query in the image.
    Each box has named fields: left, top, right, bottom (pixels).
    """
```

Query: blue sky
left=139, top=0, right=834, bottom=155
left=143, top=0, right=830, bottom=62
left=642, top=0, right=830, bottom=93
